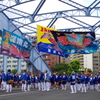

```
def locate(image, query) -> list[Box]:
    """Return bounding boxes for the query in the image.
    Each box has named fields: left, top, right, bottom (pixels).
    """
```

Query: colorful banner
left=50, top=31, right=98, bottom=54
left=1, top=29, right=32, bottom=60
left=94, top=38, right=100, bottom=50
left=37, top=25, right=69, bottom=57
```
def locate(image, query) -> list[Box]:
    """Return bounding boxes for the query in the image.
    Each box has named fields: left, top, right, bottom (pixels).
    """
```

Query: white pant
left=95, top=84, right=98, bottom=90
left=27, top=84, right=31, bottom=91
left=76, top=83, right=81, bottom=91
left=1, top=81, right=6, bottom=90
left=38, top=83, right=41, bottom=91
left=90, top=85, right=94, bottom=90
left=6, top=84, right=12, bottom=92
left=22, top=84, right=27, bottom=91
left=70, top=85, right=77, bottom=93
left=61, top=84, right=67, bottom=90
left=46, top=82, right=50, bottom=91
left=44, top=82, right=50, bottom=91
left=35, top=83, right=38, bottom=88
left=81, top=84, right=86, bottom=92
left=85, top=84, right=89, bottom=90
left=41, top=82, right=44, bottom=91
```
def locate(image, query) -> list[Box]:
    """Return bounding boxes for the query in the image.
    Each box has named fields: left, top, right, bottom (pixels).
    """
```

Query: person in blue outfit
left=54, top=72, right=60, bottom=89
left=27, top=72, right=32, bottom=91
left=80, top=72, right=86, bottom=93
left=76, top=73, right=81, bottom=91
left=19, top=73, right=22, bottom=87
left=89, top=74, right=95, bottom=90
left=0, top=72, right=2, bottom=89
left=6, top=69, right=13, bottom=92
left=43, top=70, right=49, bottom=91
left=1, top=70, right=6, bottom=90
left=21, top=70, right=27, bottom=92
left=94, top=74, right=98, bottom=91
left=38, top=70, right=44, bottom=91
left=46, top=73, right=51, bottom=91
left=34, top=74, right=39, bottom=89
left=97, top=71, right=100, bottom=91
left=50, top=73, right=56, bottom=89
left=84, top=74, right=89, bottom=90
left=31, top=74, right=35, bottom=89
left=61, top=72, right=68, bottom=90
left=69, top=71, right=77, bottom=93
left=15, top=73, right=20, bottom=87
left=12, top=73, right=17, bottom=87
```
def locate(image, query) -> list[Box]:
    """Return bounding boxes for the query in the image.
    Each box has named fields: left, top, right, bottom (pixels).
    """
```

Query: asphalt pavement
left=0, top=87, right=99, bottom=100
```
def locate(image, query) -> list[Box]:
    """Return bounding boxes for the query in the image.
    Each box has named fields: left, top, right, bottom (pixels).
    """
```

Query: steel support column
left=3, top=55, right=7, bottom=73
left=17, top=59, right=21, bottom=73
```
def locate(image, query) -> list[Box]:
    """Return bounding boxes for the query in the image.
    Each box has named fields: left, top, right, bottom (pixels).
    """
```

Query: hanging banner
left=94, top=38, right=100, bottom=50
left=50, top=31, right=98, bottom=54
left=1, top=29, right=32, bottom=60
left=37, top=25, right=69, bottom=57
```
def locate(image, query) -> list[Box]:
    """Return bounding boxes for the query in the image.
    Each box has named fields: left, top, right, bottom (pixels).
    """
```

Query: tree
left=11, top=69, right=17, bottom=74
left=52, top=59, right=81, bottom=75
left=69, top=59, right=81, bottom=73
left=52, top=62, right=69, bottom=74
left=85, top=68, right=92, bottom=73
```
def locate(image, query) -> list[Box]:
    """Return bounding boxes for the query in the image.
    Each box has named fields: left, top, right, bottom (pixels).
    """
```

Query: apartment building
left=42, top=54, right=60, bottom=70
left=60, top=54, right=84, bottom=68
left=73, top=54, right=84, bottom=67
left=60, top=54, right=74, bottom=63
left=84, top=50, right=100, bottom=72
left=0, top=55, right=27, bottom=71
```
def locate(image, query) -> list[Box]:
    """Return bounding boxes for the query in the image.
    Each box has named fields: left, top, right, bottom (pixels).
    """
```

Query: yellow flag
left=37, top=25, right=57, bottom=43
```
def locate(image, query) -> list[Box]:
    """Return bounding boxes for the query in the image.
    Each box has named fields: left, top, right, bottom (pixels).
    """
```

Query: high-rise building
left=73, top=54, right=84, bottom=67
left=60, top=54, right=84, bottom=68
left=84, top=50, right=100, bottom=72
left=60, top=51, right=100, bottom=73
left=60, top=54, right=74, bottom=63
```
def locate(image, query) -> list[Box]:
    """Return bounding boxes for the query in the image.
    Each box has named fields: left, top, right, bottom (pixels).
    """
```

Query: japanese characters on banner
left=50, top=31, right=98, bottom=54
left=37, top=25, right=69, bottom=57
left=1, top=29, right=32, bottom=60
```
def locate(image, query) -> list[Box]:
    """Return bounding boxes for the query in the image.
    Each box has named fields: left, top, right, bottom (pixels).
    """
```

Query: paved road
left=0, top=87, right=99, bottom=100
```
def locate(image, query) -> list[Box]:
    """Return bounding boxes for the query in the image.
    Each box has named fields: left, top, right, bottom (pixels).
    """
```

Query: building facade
left=84, top=50, right=100, bottom=72
left=60, top=54, right=84, bottom=68
left=42, top=54, right=60, bottom=70
left=0, top=55, right=27, bottom=71
left=60, top=54, right=74, bottom=63
left=73, top=54, right=84, bottom=67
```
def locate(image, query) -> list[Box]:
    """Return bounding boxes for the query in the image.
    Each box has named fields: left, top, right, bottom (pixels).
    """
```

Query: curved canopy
left=0, top=0, right=100, bottom=37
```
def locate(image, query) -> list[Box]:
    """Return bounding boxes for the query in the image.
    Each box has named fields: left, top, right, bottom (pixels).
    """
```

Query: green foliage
left=21, top=70, right=24, bottom=73
left=85, top=68, right=92, bottom=72
left=70, top=59, right=81, bottom=73
left=52, top=59, right=81, bottom=75
left=11, top=69, right=17, bottom=74
left=52, top=62, right=66, bottom=73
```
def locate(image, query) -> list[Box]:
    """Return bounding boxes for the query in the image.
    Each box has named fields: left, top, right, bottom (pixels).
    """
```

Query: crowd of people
left=0, top=69, right=100, bottom=93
